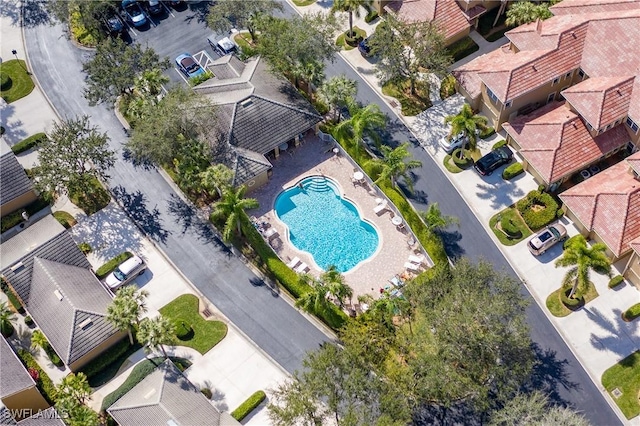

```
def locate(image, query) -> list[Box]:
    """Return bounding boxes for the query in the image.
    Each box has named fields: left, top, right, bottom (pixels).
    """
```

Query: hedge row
left=515, top=190, right=559, bottom=231
left=609, top=275, right=625, bottom=289
left=500, top=215, right=521, bottom=238
left=623, top=303, right=640, bottom=321
left=101, top=358, right=165, bottom=411
left=80, top=337, right=132, bottom=382
left=96, top=251, right=133, bottom=279
left=560, top=286, right=583, bottom=309
left=502, top=162, right=524, bottom=180
left=364, top=10, right=378, bottom=23
left=0, top=278, right=25, bottom=314
left=11, top=132, right=48, bottom=154
left=480, top=127, right=496, bottom=139
left=17, top=349, right=57, bottom=404
left=492, top=139, right=507, bottom=150
left=0, top=196, right=51, bottom=233
left=231, top=390, right=267, bottom=421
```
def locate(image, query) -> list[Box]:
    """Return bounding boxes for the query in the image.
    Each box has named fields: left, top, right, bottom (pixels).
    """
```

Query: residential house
left=193, top=55, right=322, bottom=192
left=107, top=359, right=240, bottom=426
left=0, top=336, right=49, bottom=421
left=0, top=140, right=37, bottom=218
left=559, top=152, right=640, bottom=270
left=453, top=7, right=640, bottom=189
left=0, top=215, right=125, bottom=372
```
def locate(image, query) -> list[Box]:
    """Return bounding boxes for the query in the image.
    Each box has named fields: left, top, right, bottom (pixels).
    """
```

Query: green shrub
left=231, top=390, right=267, bottom=421
left=515, top=190, right=559, bottom=230
left=78, top=242, right=92, bottom=254
left=364, top=10, right=378, bottom=23
left=69, top=10, right=99, bottom=47
left=502, top=162, right=524, bottom=180
left=11, top=133, right=48, bottom=154
left=560, top=286, right=583, bottom=309
left=95, top=252, right=133, bottom=279
left=68, top=176, right=110, bottom=215
left=312, top=97, right=330, bottom=116
left=556, top=208, right=564, bottom=219
left=439, top=75, right=457, bottom=100
left=500, top=215, right=522, bottom=238
left=1, top=210, right=25, bottom=233
left=609, top=275, right=625, bottom=289
left=101, top=357, right=164, bottom=410
left=17, top=349, right=56, bottom=404
left=623, top=303, right=640, bottom=321
left=189, top=70, right=214, bottom=87
left=480, top=127, right=495, bottom=139
left=0, top=73, right=11, bottom=90
left=445, top=36, right=479, bottom=62
left=173, top=319, right=193, bottom=341
left=81, top=339, right=141, bottom=387
left=1, top=278, right=25, bottom=314
left=451, top=149, right=472, bottom=167
left=24, top=315, right=34, bottom=326
left=201, top=387, right=212, bottom=399
left=53, top=210, right=77, bottom=229
left=491, top=139, right=507, bottom=150
left=1, top=321, right=14, bottom=337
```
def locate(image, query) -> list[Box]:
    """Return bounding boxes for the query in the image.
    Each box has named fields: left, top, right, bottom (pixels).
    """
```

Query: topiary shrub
left=231, top=390, right=267, bottom=421
left=480, top=127, right=495, bottom=139
left=344, top=29, right=364, bottom=47
left=201, top=387, right=212, bottom=399
left=623, top=303, right=640, bottom=321
left=174, top=319, right=194, bottom=341
left=364, top=10, right=378, bottom=23
left=96, top=252, right=133, bottom=279
left=11, top=133, right=48, bottom=154
left=500, top=215, right=522, bottom=238
left=560, top=286, right=583, bottom=309
left=24, top=315, right=34, bottom=327
left=451, top=149, right=472, bottom=167
left=556, top=208, right=564, bottom=219
left=78, top=242, right=92, bottom=254
left=609, top=275, right=624, bottom=289
left=491, top=139, right=507, bottom=150
left=516, top=190, right=559, bottom=230
left=502, top=162, right=524, bottom=180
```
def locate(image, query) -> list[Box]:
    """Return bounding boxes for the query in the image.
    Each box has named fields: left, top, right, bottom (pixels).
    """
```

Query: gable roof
left=0, top=144, right=35, bottom=209
left=384, top=0, right=471, bottom=41
left=0, top=335, right=36, bottom=399
left=107, top=360, right=239, bottom=426
left=560, top=155, right=640, bottom=257
left=17, top=408, right=65, bottom=426
left=503, top=102, right=630, bottom=184
left=550, top=0, right=640, bottom=15
left=231, top=147, right=272, bottom=187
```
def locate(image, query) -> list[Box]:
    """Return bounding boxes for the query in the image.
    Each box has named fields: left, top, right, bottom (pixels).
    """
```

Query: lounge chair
left=404, top=262, right=421, bottom=272
left=295, top=262, right=309, bottom=273
left=373, top=199, right=388, bottom=215
left=408, top=254, right=425, bottom=265
left=389, top=275, right=404, bottom=287
left=287, top=257, right=301, bottom=268
left=264, top=228, right=279, bottom=240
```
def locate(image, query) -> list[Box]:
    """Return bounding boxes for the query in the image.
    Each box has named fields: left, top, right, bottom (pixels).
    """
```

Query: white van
left=208, top=34, right=238, bottom=56
left=105, top=255, right=146, bottom=290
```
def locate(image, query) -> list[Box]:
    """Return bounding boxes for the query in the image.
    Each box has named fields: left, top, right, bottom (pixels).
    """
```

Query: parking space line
left=175, top=68, right=190, bottom=84
left=146, top=12, right=157, bottom=28
left=162, top=2, right=175, bottom=17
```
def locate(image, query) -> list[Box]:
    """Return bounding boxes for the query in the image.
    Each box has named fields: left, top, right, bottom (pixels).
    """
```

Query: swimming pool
left=274, top=176, right=379, bottom=272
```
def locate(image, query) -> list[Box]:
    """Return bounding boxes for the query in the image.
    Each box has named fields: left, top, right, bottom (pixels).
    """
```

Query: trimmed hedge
left=1, top=278, right=25, bottom=314
left=17, top=349, right=57, bottom=404
left=96, top=251, right=133, bottom=279
left=480, top=127, right=496, bottom=139
left=500, top=215, right=522, bottom=238
left=561, top=286, right=583, bottom=309
left=623, top=303, right=640, bottom=321
left=609, top=275, right=625, bottom=289
left=515, top=190, right=559, bottom=231
left=231, top=390, right=267, bottom=421
left=492, top=139, right=507, bottom=150
left=364, top=10, right=378, bottom=23
left=502, top=162, right=524, bottom=180
left=11, top=133, right=48, bottom=154
left=53, top=210, right=77, bottom=229
left=80, top=338, right=132, bottom=382
left=1, top=196, right=53, bottom=233
left=78, top=242, right=92, bottom=254
left=451, top=149, right=472, bottom=167
left=101, top=357, right=165, bottom=411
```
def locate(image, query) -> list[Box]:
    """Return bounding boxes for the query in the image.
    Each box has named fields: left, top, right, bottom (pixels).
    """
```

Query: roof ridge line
left=251, top=94, right=322, bottom=119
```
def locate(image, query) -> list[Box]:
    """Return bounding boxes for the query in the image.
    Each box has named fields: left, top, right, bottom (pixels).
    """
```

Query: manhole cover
left=612, top=388, right=622, bottom=398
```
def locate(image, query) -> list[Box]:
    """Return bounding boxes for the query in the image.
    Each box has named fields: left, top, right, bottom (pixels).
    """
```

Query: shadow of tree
left=121, top=147, right=156, bottom=171
left=250, top=276, right=280, bottom=298
left=437, top=229, right=465, bottom=260
left=184, top=1, right=210, bottom=24
left=0, top=0, right=50, bottom=28
left=585, top=306, right=639, bottom=358
left=521, top=343, right=579, bottom=406
left=475, top=178, right=526, bottom=211
left=112, top=185, right=170, bottom=244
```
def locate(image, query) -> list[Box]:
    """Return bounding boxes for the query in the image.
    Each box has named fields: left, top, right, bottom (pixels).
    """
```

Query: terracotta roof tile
left=562, top=76, right=635, bottom=128
left=385, top=0, right=470, bottom=41
left=560, top=160, right=640, bottom=257
left=626, top=151, right=640, bottom=176
left=503, top=102, right=630, bottom=183
left=550, top=0, right=640, bottom=16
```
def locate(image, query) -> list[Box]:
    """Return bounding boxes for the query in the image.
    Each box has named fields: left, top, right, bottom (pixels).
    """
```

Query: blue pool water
left=274, top=176, right=379, bottom=272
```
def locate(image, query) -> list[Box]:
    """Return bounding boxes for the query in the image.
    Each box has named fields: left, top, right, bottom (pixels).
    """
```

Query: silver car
left=527, top=223, right=567, bottom=255
left=439, top=132, right=468, bottom=154
left=105, top=255, right=146, bottom=290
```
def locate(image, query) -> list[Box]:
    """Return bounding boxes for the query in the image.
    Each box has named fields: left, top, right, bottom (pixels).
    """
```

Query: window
left=505, top=100, right=512, bottom=108
left=564, top=71, right=573, bottom=79
left=552, top=77, right=560, bottom=86
left=487, top=87, right=498, bottom=103
left=628, top=117, right=640, bottom=133
left=578, top=68, right=586, bottom=79
left=547, top=92, right=555, bottom=104
left=606, top=123, right=612, bottom=130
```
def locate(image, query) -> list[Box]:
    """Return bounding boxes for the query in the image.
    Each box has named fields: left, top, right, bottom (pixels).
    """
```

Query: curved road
left=24, top=4, right=619, bottom=424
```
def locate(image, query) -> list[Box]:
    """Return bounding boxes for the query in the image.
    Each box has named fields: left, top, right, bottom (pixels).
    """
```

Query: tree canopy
left=83, top=37, right=170, bottom=106
left=319, top=75, right=358, bottom=122
left=505, top=1, right=553, bottom=27
left=207, top=0, right=283, bottom=42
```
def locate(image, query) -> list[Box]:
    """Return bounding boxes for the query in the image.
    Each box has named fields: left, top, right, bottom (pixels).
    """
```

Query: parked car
left=103, top=13, right=124, bottom=36
left=474, top=145, right=513, bottom=176
left=527, top=223, right=568, bottom=255
left=439, top=131, right=469, bottom=154
left=122, top=0, right=147, bottom=27
left=208, top=35, right=237, bottom=56
left=175, top=53, right=205, bottom=78
left=147, top=0, right=162, bottom=15
left=105, top=255, right=147, bottom=290
left=166, top=0, right=184, bottom=8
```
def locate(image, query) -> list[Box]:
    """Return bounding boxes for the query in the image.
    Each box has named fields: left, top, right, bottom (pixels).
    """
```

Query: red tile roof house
left=380, top=0, right=499, bottom=46
left=452, top=6, right=640, bottom=189
left=559, top=153, right=640, bottom=287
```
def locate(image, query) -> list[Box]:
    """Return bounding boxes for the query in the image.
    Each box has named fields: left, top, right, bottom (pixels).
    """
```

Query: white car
left=105, top=254, right=146, bottom=290
left=439, top=132, right=469, bottom=154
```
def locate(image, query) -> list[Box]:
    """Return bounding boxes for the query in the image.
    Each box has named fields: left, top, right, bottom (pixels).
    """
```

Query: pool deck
left=250, top=132, right=427, bottom=299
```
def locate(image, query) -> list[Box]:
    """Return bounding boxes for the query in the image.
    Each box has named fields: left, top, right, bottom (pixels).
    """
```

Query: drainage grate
left=201, top=307, right=212, bottom=318
left=611, top=388, right=623, bottom=398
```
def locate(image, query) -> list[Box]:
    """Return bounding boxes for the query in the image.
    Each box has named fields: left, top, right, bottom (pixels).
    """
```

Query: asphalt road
left=23, top=1, right=620, bottom=423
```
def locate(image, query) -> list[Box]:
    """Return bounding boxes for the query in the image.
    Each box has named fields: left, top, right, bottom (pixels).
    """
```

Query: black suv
left=104, top=13, right=124, bottom=36
left=474, top=145, right=513, bottom=176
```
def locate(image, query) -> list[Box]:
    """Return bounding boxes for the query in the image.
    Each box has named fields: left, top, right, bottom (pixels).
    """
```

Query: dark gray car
left=474, top=145, right=513, bottom=176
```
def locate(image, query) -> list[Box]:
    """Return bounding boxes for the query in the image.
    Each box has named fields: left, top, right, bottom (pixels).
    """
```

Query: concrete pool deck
left=250, top=132, right=428, bottom=299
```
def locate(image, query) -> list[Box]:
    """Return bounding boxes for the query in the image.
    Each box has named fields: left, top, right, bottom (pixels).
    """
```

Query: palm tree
left=126, top=95, right=152, bottom=120
left=505, top=1, right=552, bottom=27
left=0, top=302, right=15, bottom=338
left=334, top=103, right=386, bottom=156
left=370, top=142, right=422, bottom=191
left=107, top=286, right=149, bottom=345
left=210, top=185, right=259, bottom=241
left=421, top=202, right=459, bottom=233
left=291, top=60, right=325, bottom=96
left=444, top=104, right=488, bottom=160
left=295, top=274, right=331, bottom=315
left=332, top=0, right=371, bottom=36
left=555, top=235, right=611, bottom=299
left=321, top=265, right=353, bottom=308
left=30, top=329, right=49, bottom=353
left=137, top=315, right=175, bottom=359
left=135, top=69, right=169, bottom=97
left=199, top=164, right=233, bottom=198
left=319, top=75, right=358, bottom=122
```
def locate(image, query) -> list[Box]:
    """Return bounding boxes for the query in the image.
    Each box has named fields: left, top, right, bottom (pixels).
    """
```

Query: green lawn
left=335, top=27, right=367, bottom=51
left=382, top=79, right=431, bottom=116
left=0, top=60, right=35, bottom=103
left=489, top=207, right=532, bottom=246
left=159, top=294, right=227, bottom=354
left=545, top=283, right=599, bottom=317
left=602, top=351, right=640, bottom=419
left=442, top=155, right=464, bottom=173
left=68, top=176, right=111, bottom=215
left=445, top=36, right=479, bottom=62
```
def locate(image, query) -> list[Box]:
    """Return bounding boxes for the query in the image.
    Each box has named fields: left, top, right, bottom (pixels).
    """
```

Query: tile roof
left=626, top=150, right=640, bottom=176
left=0, top=216, right=65, bottom=266
left=17, top=408, right=65, bottom=426
left=0, top=150, right=35, bottom=209
left=0, top=335, right=36, bottom=398
left=562, top=76, right=635, bottom=129
left=560, top=159, right=640, bottom=257
left=0, top=406, right=17, bottom=426
left=503, top=102, right=631, bottom=183
left=550, top=0, right=640, bottom=15
left=107, top=360, right=239, bottom=426
left=231, top=147, right=272, bottom=187
left=385, top=0, right=471, bottom=41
